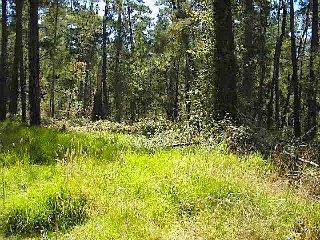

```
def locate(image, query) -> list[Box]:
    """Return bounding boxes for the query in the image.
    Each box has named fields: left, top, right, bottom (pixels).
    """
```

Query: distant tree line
left=0, top=0, right=319, bottom=139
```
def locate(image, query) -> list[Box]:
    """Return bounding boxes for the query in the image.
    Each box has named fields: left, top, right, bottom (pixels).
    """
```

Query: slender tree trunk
left=128, top=4, right=134, bottom=51
left=289, top=0, right=301, bottom=137
left=307, top=0, right=318, bottom=138
left=282, top=10, right=309, bottom=128
left=174, top=0, right=192, bottom=120
left=184, top=50, right=192, bottom=120
left=114, top=3, right=123, bottom=122
left=18, top=0, right=26, bottom=122
left=281, top=74, right=292, bottom=127
left=166, top=59, right=179, bottom=121
left=10, top=0, right=24, bottom=115
left=82, top=67, right=91, bottom=115
left=49, top=0, right=59, bottom=118
left=102, top=3, right=109, bottom=117
left=257, top=0, right=268, bottom=125
left=183, top=13, right=192, bottom=121
left=214, top=0, right=237, bottom=118
left=274, top=1, right=284, bottom=128
left=92, top=62, right=103, bottom=120
left=268, top=0, right=287, bottom=128
left=242, top=0, right=255, bottom=115
left=20, top=46, right=27, bottom=123
left=173, top=60, right=179, bottom=120
left=29, top=0, right=41, bottom=125
left=0, top=0, right=8, bottom=121
left=128, top=3, right=136, bottom=121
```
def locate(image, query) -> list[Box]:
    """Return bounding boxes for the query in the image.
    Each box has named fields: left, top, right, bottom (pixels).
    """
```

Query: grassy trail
left=0, top=122, right=319, bottom=239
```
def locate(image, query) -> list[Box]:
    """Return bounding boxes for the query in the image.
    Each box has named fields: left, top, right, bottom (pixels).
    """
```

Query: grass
left=0, top=121, right=320, bottom=239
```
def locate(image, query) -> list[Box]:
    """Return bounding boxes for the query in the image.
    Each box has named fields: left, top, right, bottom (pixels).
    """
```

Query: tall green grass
left=1, top=122, right=320, bottom=239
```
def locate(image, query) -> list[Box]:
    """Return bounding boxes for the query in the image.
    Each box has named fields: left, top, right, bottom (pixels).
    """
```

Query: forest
left=0, top=0, right=320, bottom=239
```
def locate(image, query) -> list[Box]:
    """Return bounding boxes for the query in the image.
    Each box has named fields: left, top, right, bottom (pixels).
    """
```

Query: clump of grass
left=3, top=188, right=88, bottom=237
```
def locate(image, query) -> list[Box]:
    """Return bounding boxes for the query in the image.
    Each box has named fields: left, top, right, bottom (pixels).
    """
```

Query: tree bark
left=49, top=0, right=59, bottom=118
left=18, top=0, right=26, bottom=122
left=184, top=49, right=192, bottom=120
left=29, top=0, right=41, bottom=125
left=10, top=0, right=24, bottom=115
left=182, top=4, right=192, bottom=121
left=256, top=0, right=268, bottom=125
left=102, top=3, right=109, bottom=117
left=167, top=59, right=179, bottom=121
left=306, top=0, right=318, bottom=138
left=0, top=0, right=8, bottom=121
left=268, top=0, right=287, bottom=128
left=242, top=0, right=255, bottom=115
left=92, top=62, right=103, bottom=120
left=114, top=2, right=123, bottom=122
left=281, top=7, right=309, bottom=128
left=20, top=45, right=27, bottom=123
left=289, top=0, right=301, bottom=137
left=214, top=0, right=237, bottom=118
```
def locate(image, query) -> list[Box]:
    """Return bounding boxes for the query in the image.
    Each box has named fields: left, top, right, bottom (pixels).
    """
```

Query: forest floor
left=0, top=121, right=320, bottom=239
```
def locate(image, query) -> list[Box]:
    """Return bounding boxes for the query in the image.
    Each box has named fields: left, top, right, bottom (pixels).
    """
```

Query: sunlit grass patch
left=1, top=123, right=320, bottom=239
left=2, top=187, right=88, bottom=237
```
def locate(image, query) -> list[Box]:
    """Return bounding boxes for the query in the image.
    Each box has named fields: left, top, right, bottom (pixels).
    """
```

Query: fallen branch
left=168, top=142, right=200, bottom=148
left=283, top=150, right=319, bottom=167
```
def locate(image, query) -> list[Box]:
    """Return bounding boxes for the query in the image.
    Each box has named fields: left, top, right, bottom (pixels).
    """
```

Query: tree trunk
left=49, top=0, right=59, bottom=118
left=10, top=0, right=24, bottom=115
left=29, top=0, right=41, bottom=125
left=102, top=3, right=109, bottom=117
left=18, top=0, right=26, bottom=122
left=256, top=0, right=268, bottom=125
left=242, top=0, right=255, bottom=115
left=306, top=0, right=318, bottom=138
left=214, top=0, right=237, bottom=118
left=20, top=45, right=27, bottom=123
left=114, top=3, right=123, bottom=122
left=184, top=50, right=192, bottom=120
left=268, top=0, right=287, bottom=128
left=166, top=59, right=179, bottom=121
left=92, top=62, right=103, bottom=120
left=281, top=74, right=292, bottom=128
left=128, top=4, right=134, bottom=51
left=128, top=3, right=136, bottom=121
left=0, top=0, right=8, bottom=121
left=82, top=67, right=91, bottom=116
left=281, top=6, right=309, bottom=129
left=182, top=4, right=192, bottom=121
left=289, top=0, right=301, bottom=137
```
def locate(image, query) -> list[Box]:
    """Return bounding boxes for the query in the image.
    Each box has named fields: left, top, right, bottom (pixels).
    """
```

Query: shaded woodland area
left=0, top=0, right=319, bottom=140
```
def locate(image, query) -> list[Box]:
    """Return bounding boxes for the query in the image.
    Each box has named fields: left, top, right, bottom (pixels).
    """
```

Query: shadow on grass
left=0, top=121, right=125, bottom=166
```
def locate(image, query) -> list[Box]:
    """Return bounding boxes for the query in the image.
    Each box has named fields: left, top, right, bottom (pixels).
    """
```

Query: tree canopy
left=0, top=0, right=319, bottom=139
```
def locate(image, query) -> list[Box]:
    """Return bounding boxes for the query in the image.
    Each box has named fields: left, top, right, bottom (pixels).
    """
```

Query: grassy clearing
left=0, top=122, right=320, bottom=239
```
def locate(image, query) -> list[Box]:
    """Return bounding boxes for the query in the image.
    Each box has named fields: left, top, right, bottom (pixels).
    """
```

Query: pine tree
left=29, top=0, right=41, bottom=125
left=0, top=0, right=8, bottom=121
left=214, top=0, right=237, bottom=118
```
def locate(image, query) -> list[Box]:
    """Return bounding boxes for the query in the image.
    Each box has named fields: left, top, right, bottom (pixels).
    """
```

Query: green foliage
left=3, top=188, right=88, bottom=236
